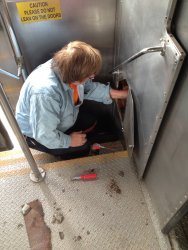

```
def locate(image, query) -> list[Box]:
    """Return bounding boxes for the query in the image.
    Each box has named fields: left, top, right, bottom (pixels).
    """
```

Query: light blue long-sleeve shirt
left=15, top=59, right=112, bottom=149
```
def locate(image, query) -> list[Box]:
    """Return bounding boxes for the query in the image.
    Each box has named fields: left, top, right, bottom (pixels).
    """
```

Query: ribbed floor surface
left=0, top=151, right=161, bottom=250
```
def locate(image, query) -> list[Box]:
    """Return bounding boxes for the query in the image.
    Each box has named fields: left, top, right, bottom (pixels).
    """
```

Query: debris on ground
left=145, top=219, right=149, bottom=226
left=118, top=171, right=125, bottom=177
left=17, top=223, right=24, bottom=229
left=21, top=203, right=31, bottom=216
left=55, top=207, right=61, bottom=211
left=90, top=169, right=95, bottom=173
left=51, top=211, right=64, bottom=224
left=73, top=235, right=82, bottom=242
left=87, top=231, right=90, bottom=235
left=109, top=179, right=121, bottom=194
left=59, top=232, right=64, bottom=240
left=51, top=203, right=64, bottom=224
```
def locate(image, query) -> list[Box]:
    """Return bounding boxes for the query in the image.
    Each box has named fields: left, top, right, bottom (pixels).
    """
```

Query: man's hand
left=70, top=131, right=87, bottom=147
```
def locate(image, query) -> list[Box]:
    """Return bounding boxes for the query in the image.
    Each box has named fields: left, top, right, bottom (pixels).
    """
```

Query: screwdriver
left=71, top=173, right=97, bottom=181
left=91, top=143, right=104, bottom=150
left=91, top=143, right=114, bottom=151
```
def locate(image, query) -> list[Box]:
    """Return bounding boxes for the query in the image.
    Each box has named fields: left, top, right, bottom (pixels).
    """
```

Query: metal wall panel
left=145, top=0, right=188, bottom=233
left=114, top=0, right=184, bottom=177
left=5, top=0, right=117, bottom=82
left=0, top=15, right=23, bottom=111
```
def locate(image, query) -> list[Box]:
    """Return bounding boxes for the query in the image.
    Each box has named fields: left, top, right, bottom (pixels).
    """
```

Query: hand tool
left=91, top=143, right=114, bottom=151
left=71, top=173, right=97, bottom=181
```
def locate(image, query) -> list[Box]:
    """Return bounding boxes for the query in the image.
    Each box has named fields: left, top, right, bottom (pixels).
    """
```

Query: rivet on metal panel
left=180, top=52, right=185, bottom=59
left=160, top=39, right=166, bottom=56
left=185, top=195, right=188, bottom=199
left=180, top=201, right=183, bottom=204
left=175, top=207, right=178, bottom=211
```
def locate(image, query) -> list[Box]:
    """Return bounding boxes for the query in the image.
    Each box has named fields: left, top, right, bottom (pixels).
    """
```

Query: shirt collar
left=51, top=62, right=70, bottom=92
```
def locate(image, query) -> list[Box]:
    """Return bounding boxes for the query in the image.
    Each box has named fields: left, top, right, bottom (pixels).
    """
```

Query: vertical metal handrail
left=0, top=82, right=45, bottom=182
left=0, top=0, right=27, bottom=80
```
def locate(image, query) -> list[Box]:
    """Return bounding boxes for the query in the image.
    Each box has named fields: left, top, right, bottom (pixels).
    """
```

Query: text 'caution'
left=16, top=0, right=62, bottom=23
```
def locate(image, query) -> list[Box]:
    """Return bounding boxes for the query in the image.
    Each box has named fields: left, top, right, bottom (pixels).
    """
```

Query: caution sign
left=16, top=0, right=62, bottom=23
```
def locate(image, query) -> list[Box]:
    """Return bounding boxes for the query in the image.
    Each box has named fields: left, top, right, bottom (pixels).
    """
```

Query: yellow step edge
left=0, top=149, right=23, bottom=157
left=0, top=148, right=51, bottom=158
left=0, top=151, right=128, bottom=179
left=0, top=153, right=58, bottom=167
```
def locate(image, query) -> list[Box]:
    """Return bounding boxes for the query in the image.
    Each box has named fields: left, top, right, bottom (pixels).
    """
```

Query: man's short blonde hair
left=52, top=41, right=102, bottom=83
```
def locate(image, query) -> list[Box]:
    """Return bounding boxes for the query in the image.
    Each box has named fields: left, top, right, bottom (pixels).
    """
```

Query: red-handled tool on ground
left=91, top=143, right=115, bottom=151
left=71, top=173, right=97, bottom=181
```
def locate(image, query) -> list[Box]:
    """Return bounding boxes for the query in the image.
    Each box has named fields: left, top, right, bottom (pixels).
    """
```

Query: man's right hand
left=70, top=131, right=87, bottom=147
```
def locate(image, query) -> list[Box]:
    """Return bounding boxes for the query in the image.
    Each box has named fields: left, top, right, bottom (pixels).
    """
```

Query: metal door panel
left=114, top=1, right=168, bottom=68
left=145, top=0, right=188, bottom=233
left=114, top=0, right=185, bottom=177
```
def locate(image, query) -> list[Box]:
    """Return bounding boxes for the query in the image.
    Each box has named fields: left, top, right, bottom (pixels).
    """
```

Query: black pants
left=25, top=100, right=119, bottom=159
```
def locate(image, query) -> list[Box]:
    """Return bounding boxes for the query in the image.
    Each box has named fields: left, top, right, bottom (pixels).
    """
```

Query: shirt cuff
left=61, top=134, right=71, bottom=148
left=103, top=84, right=112, bottom=104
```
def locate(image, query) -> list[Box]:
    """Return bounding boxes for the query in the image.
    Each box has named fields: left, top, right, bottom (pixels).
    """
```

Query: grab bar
left=0, top=68, right=20, bottom=79
left=111, top=43, right=165, bottom=73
